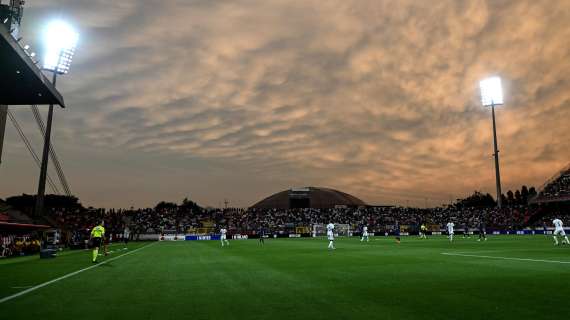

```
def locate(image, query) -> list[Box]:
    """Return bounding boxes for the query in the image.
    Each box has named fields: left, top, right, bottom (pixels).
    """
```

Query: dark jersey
left=479, top=221, right=486, bottom=231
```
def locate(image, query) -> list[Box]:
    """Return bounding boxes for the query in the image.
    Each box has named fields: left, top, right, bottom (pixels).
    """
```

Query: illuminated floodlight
left=479, top=76, right=503, bottom=106
left=43, top=20, right=79, bottom=74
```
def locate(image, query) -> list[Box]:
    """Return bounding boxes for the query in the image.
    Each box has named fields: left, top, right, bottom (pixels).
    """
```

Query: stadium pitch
left=1, top=236, right=569, bottom=319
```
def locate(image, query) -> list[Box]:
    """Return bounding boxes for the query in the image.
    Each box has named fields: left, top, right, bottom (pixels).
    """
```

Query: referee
left=90, top=221, right=105, bottom=263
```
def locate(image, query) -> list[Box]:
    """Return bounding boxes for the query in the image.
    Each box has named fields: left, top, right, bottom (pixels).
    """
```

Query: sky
left=1, top=0, right=569, bottom=209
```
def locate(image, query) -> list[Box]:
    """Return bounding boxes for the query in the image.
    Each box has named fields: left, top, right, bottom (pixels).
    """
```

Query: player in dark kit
left=259, top=226, right=266, bottom=245
left=395, top=221, right=401, bottom=244
left=103, top=233, right=110, bottom=256
left=478, top=211, right=487, bottom=241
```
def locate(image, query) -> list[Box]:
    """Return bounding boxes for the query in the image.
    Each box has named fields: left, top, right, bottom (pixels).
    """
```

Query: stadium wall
left=134, top=228, right=567, bottom=241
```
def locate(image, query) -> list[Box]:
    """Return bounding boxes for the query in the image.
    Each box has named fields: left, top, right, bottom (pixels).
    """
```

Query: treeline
left=154, top=197, right=202, bottom=211
left=4, top=194, right=84, bottom=214
left=3, top=194, right=203, bottom=215
left=501, top=186, right=537, bottom=206
left=456, top=186, right=537, bottom=208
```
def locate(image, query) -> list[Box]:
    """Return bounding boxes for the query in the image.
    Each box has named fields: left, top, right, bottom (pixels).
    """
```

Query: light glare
left=43, top=20, right=79, bottom=74
left=480, top=76, right=504, bottom=106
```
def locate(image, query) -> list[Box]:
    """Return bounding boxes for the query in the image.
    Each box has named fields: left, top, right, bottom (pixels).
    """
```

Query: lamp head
left=479, top=76, right=504, bottom=106
left=43, top=20, right=78, bottom=74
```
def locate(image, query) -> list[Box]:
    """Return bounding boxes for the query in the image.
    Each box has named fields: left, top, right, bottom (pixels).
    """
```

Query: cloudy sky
left=1, top=0, right=569, bottom=208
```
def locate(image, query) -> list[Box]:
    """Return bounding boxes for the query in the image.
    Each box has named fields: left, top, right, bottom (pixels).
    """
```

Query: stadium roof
left=251, top=187, right=367, bottom=209
left=0, top=25, right=65, bottom=106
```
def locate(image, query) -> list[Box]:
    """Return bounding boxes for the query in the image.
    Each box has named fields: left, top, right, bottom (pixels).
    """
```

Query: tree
left=507, top=190, right=514, bottom=205
left=155, top=201, right=177, bottom=211
left=180, top=197, right=202, bottom=213
left=521, top=185, right=529, bottom=204
left=456, top=191, right=496, bottom=208
left=514, top=190, right=522, bottom=205
left=6, top=194, right=83, bottom=214
left=529, top=186, right=537, bottom=198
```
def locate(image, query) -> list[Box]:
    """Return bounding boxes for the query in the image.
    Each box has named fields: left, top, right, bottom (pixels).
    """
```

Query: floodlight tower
left=34, top=20, right=78, bottom=216
left=479, top=76, right=504, bottom=209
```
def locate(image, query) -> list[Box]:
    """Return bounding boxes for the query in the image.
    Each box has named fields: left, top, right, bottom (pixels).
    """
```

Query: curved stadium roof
left=251, top=187, right=367, bottom=209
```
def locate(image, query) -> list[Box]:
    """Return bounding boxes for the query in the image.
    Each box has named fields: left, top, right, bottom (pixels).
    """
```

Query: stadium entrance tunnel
left=251, top=187, right=367, bottom=209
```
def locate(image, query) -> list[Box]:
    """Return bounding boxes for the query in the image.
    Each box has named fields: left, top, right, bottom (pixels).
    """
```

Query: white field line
left=445, top=248, right=551, bottom=255
left=441, top=252, right=570, bottom=264
left=0, top=242, right=158, bottom=304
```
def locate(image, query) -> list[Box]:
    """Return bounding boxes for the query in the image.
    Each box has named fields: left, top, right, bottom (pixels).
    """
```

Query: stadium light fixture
left=43, top=20, right=78, bottom=74
left=479, top=76, right=504, bottom=209
left=479, top=76, right=503, bottom=107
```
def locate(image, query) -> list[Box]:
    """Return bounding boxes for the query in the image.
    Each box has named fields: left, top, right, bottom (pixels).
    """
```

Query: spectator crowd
left=1, top=235, right=41, bottom=258
left=41, top=203, right=569, bottom=241
left=537, top=167, right=570, bottom=202
left=2, top=202, right=569, bottom=259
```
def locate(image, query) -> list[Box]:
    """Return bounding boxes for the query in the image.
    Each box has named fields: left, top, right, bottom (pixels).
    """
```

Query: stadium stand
left=37, top=204, right=549, bottom=241
left=531, top=163, right=570, bottom=203
left=3, top=175, right=570, bottom=257
left=0, top=200, right=48, bottom=257
left=1, top=199, right=568, bottom=258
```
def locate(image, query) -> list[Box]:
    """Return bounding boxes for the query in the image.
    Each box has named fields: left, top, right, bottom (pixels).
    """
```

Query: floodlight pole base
left=491, top=103, right=502, bottom=209
left=34, top=72, right=57, bottom=217
left=0, top=104, right=7, bottom=165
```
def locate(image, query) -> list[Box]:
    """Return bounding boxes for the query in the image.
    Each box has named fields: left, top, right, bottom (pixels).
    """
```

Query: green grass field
left=1, top=236, right=570, bottom=319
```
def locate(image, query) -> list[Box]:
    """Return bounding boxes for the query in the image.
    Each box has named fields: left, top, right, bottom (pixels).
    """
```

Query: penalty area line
left=0, top=242, right=158, bottom=304
left=441, top=252, right=570, bottom=264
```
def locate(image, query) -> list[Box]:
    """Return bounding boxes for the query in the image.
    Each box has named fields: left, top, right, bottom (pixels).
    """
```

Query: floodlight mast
left=34, top=71, right=57, bottom=217
left=34, top=20, right=77, bottom=217
left=479, top=76, right=504, bottom=209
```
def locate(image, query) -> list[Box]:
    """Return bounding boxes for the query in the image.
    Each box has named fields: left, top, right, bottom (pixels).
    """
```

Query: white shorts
left=327, top=232, right=334, bottom=241
left=554, top=228, right=566, bottom=236
left=449, top=231, right=454, bottom=235
left=221, top=235, right=227, bottom=240
left=363, top=232, right=369, bottom=237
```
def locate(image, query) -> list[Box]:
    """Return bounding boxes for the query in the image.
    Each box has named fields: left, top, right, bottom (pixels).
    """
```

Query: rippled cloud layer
left=2, top=0, right=569, bottom=208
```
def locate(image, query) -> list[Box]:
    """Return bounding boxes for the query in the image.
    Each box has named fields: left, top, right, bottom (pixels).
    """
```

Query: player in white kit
left=360, top=225, right=369, bottom=242
left=446, top=222, right=455, bottom=242
left=122, top=226, right=130, bottom=249
left=326, top=223, right=335, bottom=250
left=220, top=228, right=230, bottom=247
left=552, top=218, right=569, bottom=246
